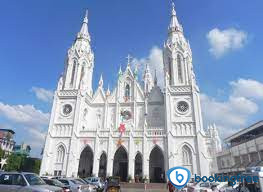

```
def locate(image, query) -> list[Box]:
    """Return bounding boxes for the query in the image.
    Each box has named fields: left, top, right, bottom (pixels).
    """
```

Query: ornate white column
left=93, top=136, right=100, bottom=176
left=107, top=139, right=114, bottom=177
left=128, top=139, right=135, bottom=179
left=143, top=137, right=149, bottom=179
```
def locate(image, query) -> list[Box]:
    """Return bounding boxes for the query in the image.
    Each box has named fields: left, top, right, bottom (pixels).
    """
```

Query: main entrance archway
left=78, top=145, right=94, bottom=178
left=149, top=146, right=165, bottom=183
left=113, top=146, right=128, bottom=182
left=134, top=152, right=142, bottom=179
left=98, top=152, right=107, bottom=179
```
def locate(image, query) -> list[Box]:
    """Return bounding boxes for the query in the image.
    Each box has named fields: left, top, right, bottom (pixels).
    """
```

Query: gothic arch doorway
left=134, top=152, right=143, bottom=181
left=98, top=152, right=107, bottom=179
left=78, top=145, right=94, bottom=178
left=113, top=146, right=128, bottom=182
left=149, top=146, right=165, bottom=183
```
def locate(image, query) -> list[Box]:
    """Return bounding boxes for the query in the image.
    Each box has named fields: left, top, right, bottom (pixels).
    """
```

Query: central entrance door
left=98, top=152, right=107, bottom=179
left=149, top=146, right=165, bottom=183
left=78, top=145, right=94, bottom=178
left=113, top=146, right=128, bottom=182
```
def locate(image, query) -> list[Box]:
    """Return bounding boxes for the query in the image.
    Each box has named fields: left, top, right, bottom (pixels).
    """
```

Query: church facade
left=40, top=4, right=221, bottom=182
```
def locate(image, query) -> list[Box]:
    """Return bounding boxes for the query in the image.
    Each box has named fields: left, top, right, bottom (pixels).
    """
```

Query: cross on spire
left=126, top=54, right=132, bottom=66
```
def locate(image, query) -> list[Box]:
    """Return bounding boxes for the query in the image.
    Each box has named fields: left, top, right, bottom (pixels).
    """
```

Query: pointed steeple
left=106, top=85, right=111, bottom=96
left=77, top=10, right=90, bottom=41
left=63, top=9, right=94, bottom=95
left=99, top=74, right=103, bottom=88
left=168, top=2, right=183, bottom=34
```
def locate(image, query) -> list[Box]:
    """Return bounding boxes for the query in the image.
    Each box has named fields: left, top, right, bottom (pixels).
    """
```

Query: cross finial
left=83, top=9, right=89, bottom=24
left=171, top=0, right=176, bottom=16
left=126, top=54, right=132, bottom=66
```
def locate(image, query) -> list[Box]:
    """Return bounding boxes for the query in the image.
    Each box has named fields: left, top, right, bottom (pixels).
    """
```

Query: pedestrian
left=167, top=181, right=175, bottom=192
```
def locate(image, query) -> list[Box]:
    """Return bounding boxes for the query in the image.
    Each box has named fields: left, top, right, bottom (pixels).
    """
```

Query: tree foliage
left=5, top=153, right=24, bottom=171
left=3, top=153, right=41, bottom=174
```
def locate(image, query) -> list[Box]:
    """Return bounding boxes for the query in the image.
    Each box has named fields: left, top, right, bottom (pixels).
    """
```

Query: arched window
left=56, top=145, right=65, bottom=163
left=70, top=60, right=77, bottom=85
left=177, top=55, right=183, bottom=83
left=125, top=84, right=130, bottom=98
left=182, top=145, right=193, bottom=172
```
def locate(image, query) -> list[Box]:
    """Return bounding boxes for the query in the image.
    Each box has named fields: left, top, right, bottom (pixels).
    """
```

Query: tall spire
left=168, top=2, right=182, bottom=33
left=77, top=10, right=90, bottom=40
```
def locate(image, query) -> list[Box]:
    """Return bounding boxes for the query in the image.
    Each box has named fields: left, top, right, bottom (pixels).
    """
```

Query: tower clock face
left=63, top=104, right=73, bottom=115
left=177, top=101, right=189, bottom=113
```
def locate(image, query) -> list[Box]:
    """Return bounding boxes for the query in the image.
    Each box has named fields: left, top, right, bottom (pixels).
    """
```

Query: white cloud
left=207, top=28, right=247, bottom=58
left=0, top=102, right=50, bottom=155
left=201, top=78, right=262, bottom=138
left=31, top=87, right=54, bottom=103
left=133, top=46, right=164, bottom=88
left=230, top=79, right=263, bottom=99
left=0, top=102, right=49, bottom=126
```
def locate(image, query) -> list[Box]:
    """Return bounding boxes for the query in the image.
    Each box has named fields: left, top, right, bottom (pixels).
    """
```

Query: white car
left=0, top=172, right=63, bottom=192
left=200, top=182, right=240, bottom=192
left=187, top=182, right=217, bottom=192
left=59, top=178, right=96, bottom=192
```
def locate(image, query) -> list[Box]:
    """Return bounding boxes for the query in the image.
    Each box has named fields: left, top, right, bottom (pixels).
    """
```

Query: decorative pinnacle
left=106, top=84, right=110, bottom=96
left=99, top=74, right=103, bottom=87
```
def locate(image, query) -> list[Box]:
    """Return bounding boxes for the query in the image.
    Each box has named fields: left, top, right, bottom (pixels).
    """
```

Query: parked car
left=43, top=178, right=71, bottom=192
left=187, top=182, right=218, bottom=192
left=200, top=182, right=232, bottom=192
left=0, top=172, right=63, bottom=192
left=58, top=177, right=96, bottom=192
left=83, top=177, right=105, bottom=189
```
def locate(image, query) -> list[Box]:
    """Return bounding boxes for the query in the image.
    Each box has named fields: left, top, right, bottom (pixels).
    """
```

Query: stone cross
left=126, top=54, right=132, bottom=66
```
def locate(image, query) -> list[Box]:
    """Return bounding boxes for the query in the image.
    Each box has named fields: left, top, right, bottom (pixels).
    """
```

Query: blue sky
left=0, top=0, right=263, bottom=157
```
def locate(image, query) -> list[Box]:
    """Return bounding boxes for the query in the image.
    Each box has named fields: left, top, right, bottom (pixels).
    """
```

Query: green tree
left=22, top=158, right=41, bottom=174
left=0, top=148, right=4, bottom=159
left=5, top=153, right=25, bottom=171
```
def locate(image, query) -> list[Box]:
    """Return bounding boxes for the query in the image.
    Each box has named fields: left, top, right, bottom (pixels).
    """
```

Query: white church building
left=40, top=3, right=221, bottom=182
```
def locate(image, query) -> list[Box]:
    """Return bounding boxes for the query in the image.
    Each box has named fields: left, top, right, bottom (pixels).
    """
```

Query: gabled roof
left=92, top=87, right=106, bottom=103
